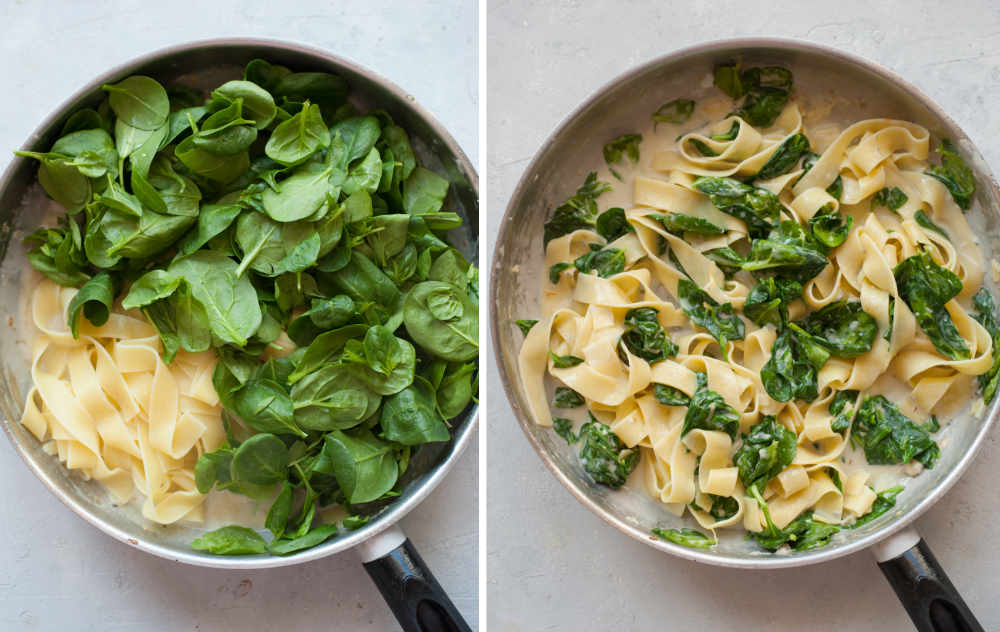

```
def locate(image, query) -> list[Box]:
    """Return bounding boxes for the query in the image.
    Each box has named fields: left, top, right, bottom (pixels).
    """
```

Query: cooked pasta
left=517, top=67, right=996, bottom=551
left=21, top=279, right=225, bottom=525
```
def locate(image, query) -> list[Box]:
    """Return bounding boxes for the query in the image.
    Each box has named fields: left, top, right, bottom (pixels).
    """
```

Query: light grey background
left=0, top=1, right=478, bottom=630
left=487, top=1, right=1000, bottom=630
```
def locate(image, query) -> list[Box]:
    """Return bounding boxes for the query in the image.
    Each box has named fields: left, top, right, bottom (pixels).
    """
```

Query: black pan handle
left=874, top=527, right=983, bottom=632
left=360, top=525, right=472, bottom=632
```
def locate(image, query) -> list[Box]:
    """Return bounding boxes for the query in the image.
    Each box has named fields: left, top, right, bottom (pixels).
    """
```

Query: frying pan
left=0, top=39, right=477, bottom=632
left=490, top=38, right=997, bottom=631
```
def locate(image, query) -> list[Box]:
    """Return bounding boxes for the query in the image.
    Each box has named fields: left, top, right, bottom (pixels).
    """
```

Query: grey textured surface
left=486, top=1, right=1000, bottom=630
left=0, top=1, right=477, bottom=630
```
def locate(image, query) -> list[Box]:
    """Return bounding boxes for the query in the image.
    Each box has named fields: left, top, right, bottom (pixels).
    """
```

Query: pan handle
left=872, top=526, right=984, bottom=632
left=358, top=525, right=472, bottom=632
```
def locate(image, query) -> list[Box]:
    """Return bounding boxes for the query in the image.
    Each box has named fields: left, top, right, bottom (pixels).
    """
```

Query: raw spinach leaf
left=743, top=277, right=802, bottom=327
left=742, top=220, right=829, bottom=284
left=23, top=217, right=90, bottom=286
left=102, top=76, right=169, bottom=131
left=403, top=167, right=449, bottom=215
left=212, top=80, right=277, bottom=129
left=754, top=133, right=810, bottom=181
left=402, top=281, right=478, bottom=362
left=872, top=187, right=908, bottom=214
left=437, top=363, right=476, bottom=419
left=322, top=430, right=399, bottom=504
left=265, top=481, right=294, bottom=539
left=231, top=379, right=305, bottom=438
left=268, top=524, right=338, bottom=555
left=66, top=271, right=116, bottom=338
left=265, top=102, right=330, bottom=166
left=230, top=432, right=290, bottom=486
left=341, top=325, right=416, bottom=395
left=734, top=416, right=796, bottom=492
left=381, top=377, right=450, bottom=445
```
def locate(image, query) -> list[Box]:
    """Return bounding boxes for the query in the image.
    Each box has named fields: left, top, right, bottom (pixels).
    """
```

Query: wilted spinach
left=872, top=187, right=907, bottom=215
left=853, top=396, right=940, bottom=468
left=603, top=133, right=642, bottom=181
left=925, top=139, right=975, bottom=210
left=680, top=380, right=740, bottom=439
left=973, top=288, right=1000, bottom=404
left=618, top=307, right=678, bottom=364
left=742, top=221, right=829, bottom=284
left=693, top=176, right=781, bottom=238
left=542, top=172, right=613, bottom=245
left=713, top=62, right=793, bottom=128
left=652, top=99, right=694, bottom=128
left=652, top=527, right=716, bottom=549
left=893, top=252, right=969, bottom=360
left=577, top=416, right=640, bottom=488
left=677, top=279, right=745, bottom=358
left=754, top=133, right=810, bottom=181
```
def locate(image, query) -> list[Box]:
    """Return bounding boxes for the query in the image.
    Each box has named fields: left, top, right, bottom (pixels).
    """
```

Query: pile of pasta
left=519, top=103, right=993, bottom=539
left=21, top=279, right=225, bottom=524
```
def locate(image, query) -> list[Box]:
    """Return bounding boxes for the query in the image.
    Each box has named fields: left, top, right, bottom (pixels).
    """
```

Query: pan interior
left=491, top=41, right=1000, bottom=566
left=0, top=41, right=478, bottom=567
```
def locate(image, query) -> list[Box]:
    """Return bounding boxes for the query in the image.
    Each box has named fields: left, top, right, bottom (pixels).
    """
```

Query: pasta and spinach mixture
left=17, top=60, right=477, bottom=556
left=517, top=63, right=998, bottom=552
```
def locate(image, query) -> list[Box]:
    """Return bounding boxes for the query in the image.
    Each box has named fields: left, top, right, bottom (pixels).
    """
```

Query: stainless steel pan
left=0, top=39, right=477, bottom=632
left=490, top=38, right=997, bottom=631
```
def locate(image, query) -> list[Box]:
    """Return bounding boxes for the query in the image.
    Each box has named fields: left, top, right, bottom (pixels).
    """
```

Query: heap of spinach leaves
left=20, top=60, right=478, bottom=556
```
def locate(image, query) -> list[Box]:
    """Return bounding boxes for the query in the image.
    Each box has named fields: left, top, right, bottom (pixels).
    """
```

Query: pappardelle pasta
left=516, top=62, right=999, bottom=552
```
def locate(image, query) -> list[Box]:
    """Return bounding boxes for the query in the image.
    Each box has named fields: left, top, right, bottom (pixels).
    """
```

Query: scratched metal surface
left=486, top=0, right=1000, bottom=630
left=0, top=1, right=478, bottom=630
